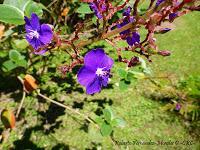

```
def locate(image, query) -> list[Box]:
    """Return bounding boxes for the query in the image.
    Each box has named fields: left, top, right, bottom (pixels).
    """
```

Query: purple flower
left=175, top=103, right=181, bottom=111
left=24, top=13, right=53, bottom=54
left=123, top=6, right=132, bottom=16
left=117, top=7, right=139, bottom=46
left=89, top=0, right=107, bottom=19
left=77, top=48, right=114, bottom=94
left=156, top=0, right=165, bottom=6
left=126, top=32, right=140, bottom=46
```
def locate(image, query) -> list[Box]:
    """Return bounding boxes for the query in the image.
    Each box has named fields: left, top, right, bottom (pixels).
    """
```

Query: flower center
left=96, top=68, right=107, bottom=76
left=27, top=29, right=39, bottom=39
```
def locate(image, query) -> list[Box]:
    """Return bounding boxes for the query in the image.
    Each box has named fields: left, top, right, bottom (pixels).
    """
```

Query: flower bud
left=24, top=74, right=38, bottom=93
left=183, top=0, right=193, bottom=3
left=128, top=56, right=140, bottom=67
left=1, top=109, right=16, bottom=129
left=158, top=50, right=171, bottom=56
left=175, top=103, right=181, bottom=111
left=155, top=28, right=171, bottom=34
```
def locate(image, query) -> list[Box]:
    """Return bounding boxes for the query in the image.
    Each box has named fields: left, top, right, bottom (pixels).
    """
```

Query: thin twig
left=36, top=91, right=99, bottom=128
left=16, top=91, right=26, bottom=118
left=16, top=76, right=26, bottom=118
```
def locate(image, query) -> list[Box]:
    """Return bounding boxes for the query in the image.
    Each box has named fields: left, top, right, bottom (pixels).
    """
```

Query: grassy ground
left=0, top=11, right=199, bottom=150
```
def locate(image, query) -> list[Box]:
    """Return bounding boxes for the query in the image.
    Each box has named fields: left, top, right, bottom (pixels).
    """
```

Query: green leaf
left=0, top=4, right=24, bottom=25
left=129, top=71, right=146, bottom=79
left=76, top=3, right=93, bottom=14
left=24, top=1, right=43, bottom=17
left=9, top=50, right=21, bottom=61
left=4, top=0, right=31, bottom=12
left=119, top=80, right=129, bottom=91
left=103, top=108, right=112, bottom=123
left=100, top=122, right=112, bottom=136
left=118, top=68, right=127, bottom=79
left=12, top=39, right=29, bottom=50
left=16, top=59, right=27, bottom=68
left=111, top=118, right=126, bottom=128
left=92, top=16, right=97, bottom=25
left=139, top=57, right=152, bottom=74
left=95, top=116, right=104, bottom=126
left=126, top=71, right=135, bottom=81
left=2, top=60, right=17, bottom=72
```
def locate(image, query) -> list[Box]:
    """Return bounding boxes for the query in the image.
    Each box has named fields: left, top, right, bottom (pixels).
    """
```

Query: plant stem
left=16, top=91, right=26, bottom=118
left=16, top=76, right=27, bottom=118
left=36, top=91, right=99, bottom=128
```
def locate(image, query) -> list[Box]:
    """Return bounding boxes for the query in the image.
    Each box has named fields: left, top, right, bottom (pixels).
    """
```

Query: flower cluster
left=24, top=13, right=53, bottom=55
left=89, top=0, right=107, bottom=19
left=117, top=7, right=140, bottom=46
left=77, top=48, right=113, bottom=94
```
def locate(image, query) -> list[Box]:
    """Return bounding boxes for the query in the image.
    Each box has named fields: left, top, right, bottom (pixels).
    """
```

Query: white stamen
left=96, top=68, right=106, bottom=76
left=27, top=29, right=39, bottom=39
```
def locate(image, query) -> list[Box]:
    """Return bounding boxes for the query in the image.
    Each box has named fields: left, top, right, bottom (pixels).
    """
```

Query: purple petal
left=84, top=48, right=106, bottom=71
left=77, top=66, right=96, bottom=87
left=99, top=55, right=114, bottom=69
left=132, top=32, right=140, bottom=44
left=156, top=0, right=165, bottom=6
left=89, top=3, right=103, bottom=19
left=24, top=16, right=31, bottom=27
left=123, top=7, right=131, bottom=16
left=126, top=36, right=134, bottom=46
left=25, top=36, right=43, bottom=50
left=101, top=76, right=109, bottom=87
left=169, top=13, right=178, bottom=22
left=34, top=49, right=48, bottom=55
left=39, top=24, right=53, bottom=45
left=86, top=78, right=101, bottom=94
left=25, top=13, right=40, bottom=30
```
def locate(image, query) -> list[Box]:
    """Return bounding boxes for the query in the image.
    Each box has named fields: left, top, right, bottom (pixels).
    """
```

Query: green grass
left=0, top=11, right=200, bottom=150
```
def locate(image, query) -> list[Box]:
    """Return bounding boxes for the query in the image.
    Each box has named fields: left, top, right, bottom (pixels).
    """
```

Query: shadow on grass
left=13, top=125, right=44, bottom=150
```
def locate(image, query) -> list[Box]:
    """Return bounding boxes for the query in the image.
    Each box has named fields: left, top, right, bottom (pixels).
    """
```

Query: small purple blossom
left=126, top=32, right=140, bottom=46
left=24, top=13, right=53, bottom=55
left=77, top=48, right=114, bottom=94
left=117, top=7, right=140, bottom=46
left=123, top=6, right=131, bottom=16
left=89, top=0, right=107, bottom=19
left=156, top=0, right=165, bottom=6
left=175, top=103, right=181, bottom=111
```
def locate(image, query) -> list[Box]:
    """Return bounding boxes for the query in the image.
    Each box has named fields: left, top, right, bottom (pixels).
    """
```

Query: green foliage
left=0, top=0, right=44, bottom=25
left=24, top=1, right=43, bottom=17
left=4, top=0, right=31, bottom=12
left=2, top=50, right=27, bottom=72
left=117, top=67, right=146, bottom=90
left=0, top=4, right=24, bottom=25
left=76, top=3, right=93, bottom=14
left=178, top=76, right=200, bottom=98
left=76, top=3, right=93, bottom=19
left=95, top=107, right=126, bottom=137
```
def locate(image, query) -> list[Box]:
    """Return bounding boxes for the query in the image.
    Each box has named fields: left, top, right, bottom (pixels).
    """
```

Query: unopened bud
left=155, top=28, right=171, bottom=34
left=183, top=0, right=194, bottom=3
left=24, top=74, right=38, bottom=93
left=158, top=50, right=171, bottom=56
left=128, top=56, right=140, bottom=67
